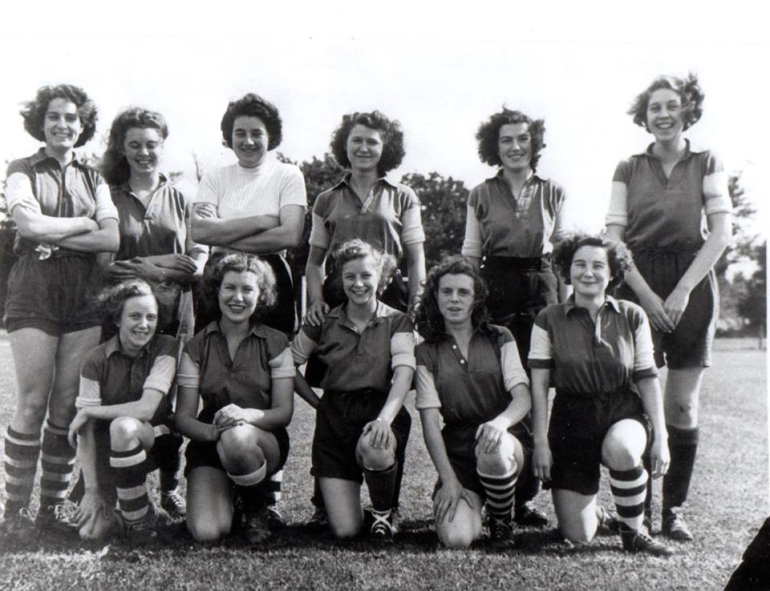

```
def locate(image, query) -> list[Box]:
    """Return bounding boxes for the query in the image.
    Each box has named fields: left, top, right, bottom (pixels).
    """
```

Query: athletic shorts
left=4, top=251, right=102, bottom=335
left=440, top=421, right=530, bottom=498
left=547, top=388, right=651, bottom=496
left=480, top=255, right=558, bottom=363
left=184, top=410, right=290, bottom=478
left=312, top=389, right=411, bottom=483
left=69, top=423, right=178, bottom=508
left=616, top=248, right=717, bottom=369
left=195, top=252, right=297, bottom=337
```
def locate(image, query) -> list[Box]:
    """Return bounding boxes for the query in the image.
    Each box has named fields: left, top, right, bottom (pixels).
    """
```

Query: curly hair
left=101, top=107, right=169, bottom=185
left=333, top=239, right=397, bottom=295
left=98, top=278, right=167, bottom=328
left=415, top=256, right=492, bottom=342
left=20, top=84, right=98, bottom=147
left=475, top=108, right=546, bottom=171
left=202, top=253, right=277, bottom=323
left=329, top=111, right=405, bottom=176
left=552, top=233, right=633, bottom=293
left=220, top=93, right=282, bottom=150
left=628, top=73, right=704, bottom=131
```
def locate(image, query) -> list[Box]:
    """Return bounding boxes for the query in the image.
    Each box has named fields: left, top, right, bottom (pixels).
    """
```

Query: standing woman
left=462, top=108, right=567, bottom=526
left=176, top=254, right=295, bottom=544
left=530, top=234, right=672, bottom=556
left=605, top=74, right=732, bottom=541
left=192, top=92, right=306, bottom=337
left=304, top=110, right=426, bottom=324
left=98, top=107, right=209, bottom=516
left=415, top=257, right=531, bottom=549
left=1, top=84, right=119, bottom=539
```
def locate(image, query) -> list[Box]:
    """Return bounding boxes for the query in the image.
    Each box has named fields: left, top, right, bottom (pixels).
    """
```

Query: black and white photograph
left=0, top=2, right=767, bottom=589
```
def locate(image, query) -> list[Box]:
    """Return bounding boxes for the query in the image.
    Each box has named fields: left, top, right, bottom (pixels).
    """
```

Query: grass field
left=0, top=336, right=766, bottom=590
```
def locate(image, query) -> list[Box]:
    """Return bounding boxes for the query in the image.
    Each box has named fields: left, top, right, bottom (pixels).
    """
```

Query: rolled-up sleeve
left=269, top=348, right=297, bottom=379
left=632, top=311, right=659, bottom=382
left=415, top=365, right=441, bottom=410
left=143, top=354, right=176, bottom=395
left=4, top=172, right=39, bottom=215
left=501, top=340, right=529, bottom=390
left=400, top=203, right=426, bottom=245
left=528, top=316, right=554, bottom=370
left=461, top=202, right=483, bottom=258
left=177, top=351, right=201, bottom=389
left=390, top=331, right=416, bottom=370
left=291, top=327, right=319, bottom=366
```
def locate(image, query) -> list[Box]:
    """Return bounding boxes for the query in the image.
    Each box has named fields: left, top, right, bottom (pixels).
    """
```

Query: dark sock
left=663, top=425, right=699, bottom=513
left=364, top=462, right=398, bottom=513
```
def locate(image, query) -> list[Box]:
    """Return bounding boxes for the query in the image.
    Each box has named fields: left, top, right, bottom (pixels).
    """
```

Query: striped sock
left=265, top=470, right=283, bottom=507
left=40, top=421, right=75, bottom=510
left=3, top=427, right=41, bottom=515
left=229, top=464, right=267, bottom=512
left=110, top=444, right=149, bottom=524
left=477, top=464, right=518, bottom=522
left=610, top=465, right=648, bottom=531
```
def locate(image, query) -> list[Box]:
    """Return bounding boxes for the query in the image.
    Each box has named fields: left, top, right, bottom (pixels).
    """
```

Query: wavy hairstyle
left=98, top=278, right=173, bottom=331
left=330, top=111, right=406, bottom=176
left=552, top=233, right=634, bottom=293
left=333, top=239, right=397, bottom=295
left=415, top=256, right=491, bottom=343
left=202, top=253, right=277, bottom=323
left=628, top=73, right=705, bottom=131
left=220, top=93, right=282, bottom=150
left=475, top=108, right=546, bottom=171
left=20, top=84, right=98, bottom=147
left=101, top=107, right=169, bottom=185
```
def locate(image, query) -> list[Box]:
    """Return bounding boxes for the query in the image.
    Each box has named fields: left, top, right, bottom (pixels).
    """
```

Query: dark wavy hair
left=333, top=239, right=397, bottom=295
left=20, top=84, right=98, bottom=147
left=98, top=278, right=169, bottom=329
left=330, top=111, right=405, bottom=176
left=220, top=93, right=282, bottom=150
left=101, top=108, right=169, bottom=185
left=628, top=73, right=704, bottom=132
left=475, top=108, right=546, bottom=171
left=552, top=233, right=633, bottom=293
left=415, top=256, right=491, bottom=342
left=203, top=253, right=277, bottom=323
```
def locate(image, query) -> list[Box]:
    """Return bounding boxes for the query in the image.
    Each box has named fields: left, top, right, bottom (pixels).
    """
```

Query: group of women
left=0, top=73, right=731, bottom=558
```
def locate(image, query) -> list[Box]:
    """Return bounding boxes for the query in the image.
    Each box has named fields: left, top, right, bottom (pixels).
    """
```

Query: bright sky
left=1, top=2, right=768, bottom=237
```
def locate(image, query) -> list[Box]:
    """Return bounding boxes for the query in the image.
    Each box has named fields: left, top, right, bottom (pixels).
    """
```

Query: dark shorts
left=184, top=413, right=290, bottom=478
left=195, top=252, right=297, bottom=338
left=547, top=389, right=651, bottom=496
left=616, top=248, right=717, bottom=369
left=69, top=424, right=179, bottom=508
left=312, top=390, right=411, bottom=483
left=480, top=255, right=558, bottom=363
left=4, top=252, right=102, bottom=335
left=441, top=421, right=531, bottom=498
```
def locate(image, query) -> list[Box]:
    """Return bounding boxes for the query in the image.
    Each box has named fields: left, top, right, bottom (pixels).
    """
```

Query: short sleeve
left=496, top=328, right=529, bottom=390
left=390, top=314, right=416, bottom=371
left=278, top=165, right=307, bottom=209
left=177, top=351, right=200, bottom=389
left=414, top=365, right=442, bottom=410
left=93, top=180, right=119, bottom=222
left=194, top=170, right=221, bottom=206
left=291, top=323, right=322, bottom=365
left=549, top=182, right=568, bottom=243
left=629, top=306, right=659, bottom=382
left=308, top=212, right=331, bottom=250
left=461, top=201, right=483, bottom=258
left=701, top=152, right=732, bottom=217
left=528, top=310, right=554, bottom=369
left=4, top=164, right=39, bottom=215
left=266, top=331, right=297, bottom=379
left=612, top=159, right=632, bottom=185
left=183, top=197, right=208, bottom=256
left=143, top=336, right=178, bottom=394
left=399, top=186, right=426, bottom=245
left=76, top=349, right=104, bottom=408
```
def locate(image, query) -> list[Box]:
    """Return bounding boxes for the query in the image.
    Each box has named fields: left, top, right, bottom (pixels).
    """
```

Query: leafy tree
left=401, top=172, right=469, bottom=268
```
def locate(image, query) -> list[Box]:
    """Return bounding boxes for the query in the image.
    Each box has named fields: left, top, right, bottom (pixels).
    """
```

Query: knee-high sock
left=3, top=426, right=41, bottom=515
left=610, top=465, right=648, bottom=532
left=478, top=464, right=518, bottom=522
left=153, top=432, right=183, bottom=493
left=364, top=462, right=398, bottom=513
left=265, top=470, right=283, bottom=507
left=110, top=444, right=149, bottom=524
left=40, top=420, right=76, bottom=510
left=663, top=425, right=699, bottom=512
left=229, top=463, right=267, bottom=513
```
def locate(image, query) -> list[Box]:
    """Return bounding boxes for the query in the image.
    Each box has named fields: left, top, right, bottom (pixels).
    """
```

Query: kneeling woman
left=292, top=240, right=414, bottom=541
left=415, top=257, right=531, bottom=548
left=529, top=234, right=672, bottom=556
left=175, top=254, right=295, bottom=544
left=69, top=280, right=179, bottom=543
